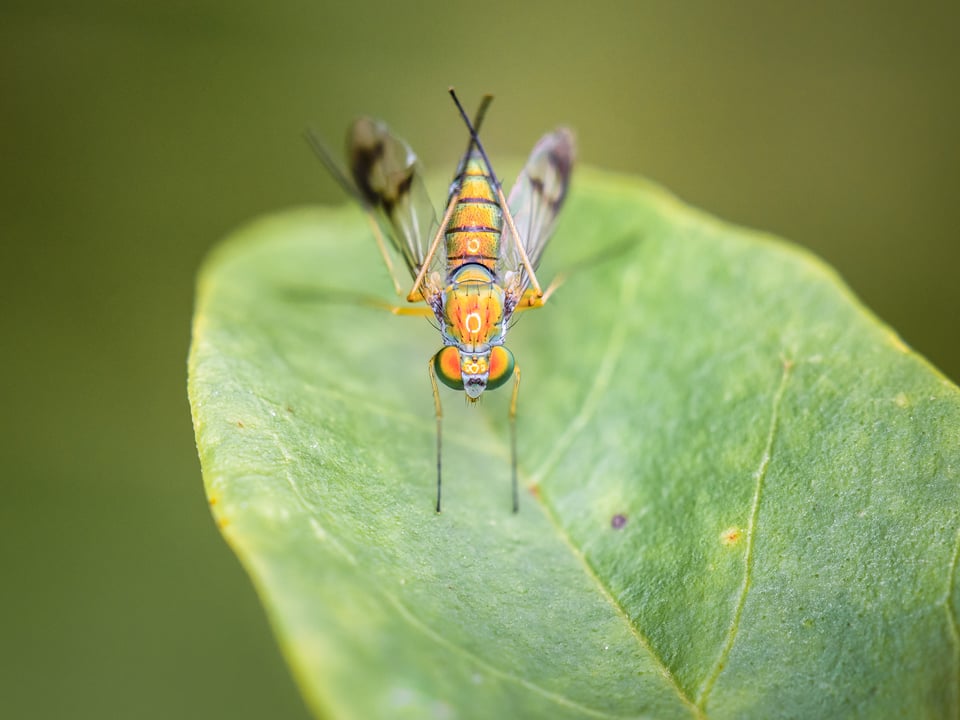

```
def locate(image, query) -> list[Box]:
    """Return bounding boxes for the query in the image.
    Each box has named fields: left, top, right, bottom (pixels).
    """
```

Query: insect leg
left=514, top=237, right=636, bottom=313
left=428, top=357, right=444, bottom=513
left=500, top=188, right=544, bottom=298
left=308, top=287, right=435, bottom=316
left=513, top=272, right=568, bottom=312
left=509, top=364, right=521, bottom=513
left=355, top=295, right=435, bottom=316
left=405, top=192, right=459, bottom=303
left=363, top=213, right=406, bottom=297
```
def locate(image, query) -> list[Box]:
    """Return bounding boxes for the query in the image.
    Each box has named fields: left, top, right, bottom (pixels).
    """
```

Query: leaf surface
left=189, top=168, right=960, bottom=719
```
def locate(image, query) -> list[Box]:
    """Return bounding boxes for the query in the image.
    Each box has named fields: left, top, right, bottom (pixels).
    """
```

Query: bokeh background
left=3, top=2, right=958, bottom=718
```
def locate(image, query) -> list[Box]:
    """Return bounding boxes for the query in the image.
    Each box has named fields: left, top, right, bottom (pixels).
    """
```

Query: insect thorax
left=440, top=265, right=507, bottom=351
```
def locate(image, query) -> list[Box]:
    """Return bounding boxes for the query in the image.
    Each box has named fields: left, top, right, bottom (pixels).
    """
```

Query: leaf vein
left=263, top=402, right=657, bottom=718
left=265, top=420, right=638, bottom=717
left=943, top=523, right=960, bottom=719
left=535, top=494, right=705, bottom=719
left=695, top=355, right=794, bottom=709
left=252, top=410, right=361, bottom=565
left=527, top=260, right=703, bottom=718
left=527, top=262, right=638, bottom=487
left=381, top=590, right=644, bottom=719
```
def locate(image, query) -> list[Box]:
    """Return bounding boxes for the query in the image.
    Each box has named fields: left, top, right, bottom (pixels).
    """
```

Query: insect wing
left=347, top=118, right=442, bottom=282
left=500, top=128, right=575, bottom=297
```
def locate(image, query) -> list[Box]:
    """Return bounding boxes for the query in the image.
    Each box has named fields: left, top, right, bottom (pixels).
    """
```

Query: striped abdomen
left=445, top=153, right=502, bottom=275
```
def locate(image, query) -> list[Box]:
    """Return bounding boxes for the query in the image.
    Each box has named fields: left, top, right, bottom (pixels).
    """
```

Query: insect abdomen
left=445, top=155, right=502, bottom=274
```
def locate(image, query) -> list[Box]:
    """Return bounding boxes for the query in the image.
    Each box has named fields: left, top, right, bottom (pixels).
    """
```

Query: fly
left=307, top=89, right=574, bottom=512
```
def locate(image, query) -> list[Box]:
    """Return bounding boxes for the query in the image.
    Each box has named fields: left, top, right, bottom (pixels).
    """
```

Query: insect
left=307, top=89, right=574, bottom=512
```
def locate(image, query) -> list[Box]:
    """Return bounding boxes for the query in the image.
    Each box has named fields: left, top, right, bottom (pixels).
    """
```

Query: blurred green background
left=3, top=2, right=958, bottom=718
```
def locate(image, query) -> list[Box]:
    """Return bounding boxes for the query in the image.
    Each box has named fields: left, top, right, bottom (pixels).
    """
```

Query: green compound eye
left=485, top=346, right=515, bottom=390
left=432, top=346, right=463, bottom=390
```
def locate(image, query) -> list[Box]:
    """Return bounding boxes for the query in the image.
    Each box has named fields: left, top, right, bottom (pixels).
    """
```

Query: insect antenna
left=405, top=93, right=495, bottom=303
left=448, top=87, right=544, bottom=296
left=448, top=88, right=503, bottom=191
left=451, top=93, right=494, bottom=181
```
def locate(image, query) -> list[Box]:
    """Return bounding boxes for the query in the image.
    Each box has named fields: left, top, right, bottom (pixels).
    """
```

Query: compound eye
left=486, top=346, right=515, bottom=390
left=432, top=347, right=464, bottom=390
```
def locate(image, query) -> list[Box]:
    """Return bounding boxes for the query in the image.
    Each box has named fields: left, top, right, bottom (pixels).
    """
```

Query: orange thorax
left=441, top=265, right=506, bottom=351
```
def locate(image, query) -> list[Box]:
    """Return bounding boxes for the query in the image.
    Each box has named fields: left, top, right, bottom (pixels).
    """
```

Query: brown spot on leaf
left=611, top=513, right=628, bottom=530
left=720, top=527, right=742, bottom=545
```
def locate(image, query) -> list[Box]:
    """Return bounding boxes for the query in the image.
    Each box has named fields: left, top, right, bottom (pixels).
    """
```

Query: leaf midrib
left=511, top=250, right=703, bottom=718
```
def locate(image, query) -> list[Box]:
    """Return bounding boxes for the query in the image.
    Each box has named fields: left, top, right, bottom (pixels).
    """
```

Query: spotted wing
left=499, top=128, right=575, bottom=301
left=346, top=118, right=445, bottom=292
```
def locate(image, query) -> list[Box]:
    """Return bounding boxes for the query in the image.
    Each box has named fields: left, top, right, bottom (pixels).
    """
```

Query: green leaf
left=189, top=168, right=960, bottom=719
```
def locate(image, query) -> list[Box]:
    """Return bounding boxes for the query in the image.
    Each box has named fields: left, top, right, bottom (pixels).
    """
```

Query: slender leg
left=515, top=238, right=637, bottom=312
left=406, top=193, right=458, bottom=303
left=362, top=299, right=434, bottom=317
left=322, top=288, right=435, bottom=316
left=428, top=359, right=444, bottom=512
left=509, top=365, right=521, bottom=513
left=513, top=272, right=568, bottom=313
left=494, top=183, right=544, bottom=298
left=363, top=213, right=406, bottom=297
